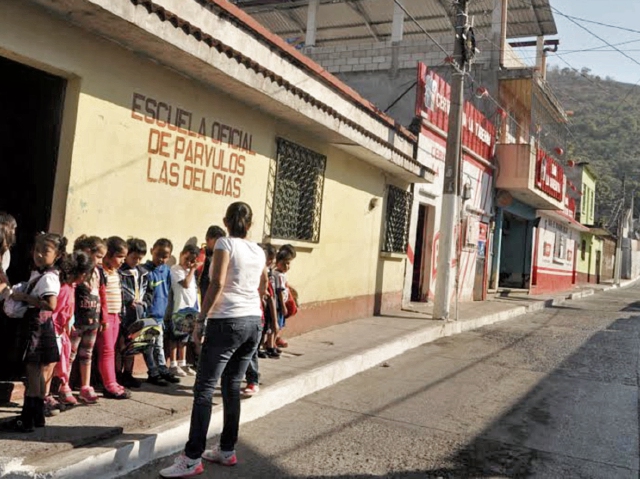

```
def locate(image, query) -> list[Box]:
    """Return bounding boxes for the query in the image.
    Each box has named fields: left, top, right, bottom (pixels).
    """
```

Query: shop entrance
left=0, top=55, right=66, bottom=283
left=411, top=204, right=435, bottom=302
left=0, top=55, right=66, bottom=381
left=499, top=211, right=534, bottom=289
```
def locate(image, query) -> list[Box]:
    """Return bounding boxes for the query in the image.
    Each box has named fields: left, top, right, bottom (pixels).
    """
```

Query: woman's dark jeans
left=185, top=316, right=262, bottom=459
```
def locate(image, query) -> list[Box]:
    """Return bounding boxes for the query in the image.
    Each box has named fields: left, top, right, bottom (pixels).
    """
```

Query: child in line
left=273, top=245, right=297, bottom=349
left=5, top=233, right=66, bottom=432
left=243, top=244, right=279, bottom=397
left=197, top=226, right=226, bottom=301
left=96, top=237, right=131, bottom=399
left=117, top=238, right=151, bottom=389
left=71, top=235, right=107, bottom=404
left=258, top=244, right=280, bottom=359
left=46, top=251, right=95, bottom=412
left=168, top=244, right=201, bottom=377
left=144, top=239, right=180, bottom=386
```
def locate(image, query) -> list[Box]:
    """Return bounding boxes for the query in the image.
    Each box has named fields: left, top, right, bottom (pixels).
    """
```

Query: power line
left=554, top=12, right=640, bottom=36
left=551, top=53, right=612, bottom=94
left=391, top=0, right=462, bottom=72
left=551, top=7, right=640, bottom=70
left=550, top=6, right=640, bottom=124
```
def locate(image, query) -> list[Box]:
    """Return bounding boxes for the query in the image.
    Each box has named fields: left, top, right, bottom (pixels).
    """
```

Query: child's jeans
left=144, top=323, right=169, bottom=378
left=96, top=312, right=121, bottom=392
left=245, top=350, right=259, bottom=385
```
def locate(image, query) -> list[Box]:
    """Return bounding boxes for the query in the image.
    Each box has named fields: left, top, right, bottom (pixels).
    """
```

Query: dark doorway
left=411, top=204, right=428, bottom=302
left=0, top=55, right=66, bottom=283
left=0, top=55, right=66, bottom=380
left=596, top=250, right=602, bottom=284
left=499, top=212, right=533, bottom=289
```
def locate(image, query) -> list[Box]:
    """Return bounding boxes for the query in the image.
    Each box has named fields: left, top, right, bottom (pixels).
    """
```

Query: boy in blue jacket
left=144, top=238, right=180, bottom=386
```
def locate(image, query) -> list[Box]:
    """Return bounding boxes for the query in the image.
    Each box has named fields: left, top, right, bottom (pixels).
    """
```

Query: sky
left=536, top=0, right=640, bottom=85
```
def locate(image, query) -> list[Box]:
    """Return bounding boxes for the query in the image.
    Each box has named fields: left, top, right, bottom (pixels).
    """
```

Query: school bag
left=2, top=274, right=47, bottom=319
left=121, top=317, right=161, bottom=356
left=172, top=307, right=198, bottom=336
left=162, top=288, right=197, bottom=338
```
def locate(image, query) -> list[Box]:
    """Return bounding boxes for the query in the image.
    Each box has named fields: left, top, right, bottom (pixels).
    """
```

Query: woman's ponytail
left=225, top=202, right=253, bottom=238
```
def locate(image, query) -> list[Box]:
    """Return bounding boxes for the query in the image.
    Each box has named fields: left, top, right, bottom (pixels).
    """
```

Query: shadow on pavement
left=176, top=303, right=640, bottom=478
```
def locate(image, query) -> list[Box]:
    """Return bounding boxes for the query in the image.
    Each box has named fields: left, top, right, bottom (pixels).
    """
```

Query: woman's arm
left=198, top=249, right=229, bottom=321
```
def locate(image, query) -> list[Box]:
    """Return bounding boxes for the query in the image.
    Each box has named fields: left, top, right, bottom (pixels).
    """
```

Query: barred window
left=270, top=138, right=326, bottom=243
left=383, top=185, right=412, bottom=253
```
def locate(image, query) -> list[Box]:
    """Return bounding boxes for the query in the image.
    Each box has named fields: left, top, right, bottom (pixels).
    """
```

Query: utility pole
left=614, top=176, right=627, bottom=286
left=433, top=0, right=471, bottom=320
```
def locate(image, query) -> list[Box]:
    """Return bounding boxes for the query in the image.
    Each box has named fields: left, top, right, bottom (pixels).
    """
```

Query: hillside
left=546, top=66, right=640, bottom=226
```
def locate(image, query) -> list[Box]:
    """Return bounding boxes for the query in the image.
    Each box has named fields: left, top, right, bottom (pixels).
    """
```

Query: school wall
left=531, top=215, right=579, bottom=295
left=0, top=0, right=409, bottom=334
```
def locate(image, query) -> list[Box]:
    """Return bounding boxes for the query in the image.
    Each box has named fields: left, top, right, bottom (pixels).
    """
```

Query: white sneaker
left=202, top=447, right=237, bottom=466
left=182, top=365, right=197, bottom=376
left=170, top=366, right=187, bottom=377
left=159, top=454, right=203, bottom=478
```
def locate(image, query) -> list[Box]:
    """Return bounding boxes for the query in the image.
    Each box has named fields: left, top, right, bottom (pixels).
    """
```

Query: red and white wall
left=531, top=213, right=581, bottom=294
left=403, top=64, right=495, bottom=305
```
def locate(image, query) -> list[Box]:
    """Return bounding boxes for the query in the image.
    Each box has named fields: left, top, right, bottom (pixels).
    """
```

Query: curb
left=2, top=281, right=635, bottom=479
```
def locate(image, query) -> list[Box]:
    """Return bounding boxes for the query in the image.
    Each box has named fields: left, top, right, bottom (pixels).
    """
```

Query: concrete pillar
left=391, top=0, right=405, bottom=43
left=491, top=0, right=508, bottom=68
left=305, top=0, right=319, bottom=48
left=490, top=208, right=503, bottom=290
left=536, top=35, right=546, bottom=78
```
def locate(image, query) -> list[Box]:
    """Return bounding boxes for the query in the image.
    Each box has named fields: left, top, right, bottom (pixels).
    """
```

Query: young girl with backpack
left=4, top=233, right=66, bottom=432
left=71, top=235, right=107, bottom=404
left=44, top=251, right=95, bottom=412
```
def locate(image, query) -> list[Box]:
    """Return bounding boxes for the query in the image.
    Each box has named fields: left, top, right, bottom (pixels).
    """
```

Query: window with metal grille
left=383, top=185, right=412, bottom=253
left=270, top=138, right=326, bottom=243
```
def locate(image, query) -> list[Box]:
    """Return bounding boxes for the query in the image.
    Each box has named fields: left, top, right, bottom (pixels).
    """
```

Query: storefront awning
left=540, top=210, right=590, bottom=233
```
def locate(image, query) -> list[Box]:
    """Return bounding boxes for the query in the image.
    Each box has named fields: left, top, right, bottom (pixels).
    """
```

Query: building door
left=499, top=212, right=532, bottom=289
left=0, top=55, right=66, bottom=282
left=0, top=55, right=66, bottom=380
left=411, top=204, right=429, bottom=301
left=596, top=250, right=602, bottom=284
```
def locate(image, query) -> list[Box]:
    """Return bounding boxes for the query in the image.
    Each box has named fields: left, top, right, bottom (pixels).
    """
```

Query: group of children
left=0, top=214, right=298, bottom=432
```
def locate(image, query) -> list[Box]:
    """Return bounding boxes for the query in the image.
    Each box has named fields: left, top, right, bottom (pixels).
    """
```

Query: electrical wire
left=550, top=7, right=640, bottom=71
left=391, top=0, right=463, bottom=72
left=550, top=6, right=640, bottom=124
left=552, top=12, right=640, bottom=36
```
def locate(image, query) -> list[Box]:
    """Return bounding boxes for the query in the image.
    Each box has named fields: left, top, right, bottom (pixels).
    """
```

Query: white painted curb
left=1, top=281, right=635, bottom=479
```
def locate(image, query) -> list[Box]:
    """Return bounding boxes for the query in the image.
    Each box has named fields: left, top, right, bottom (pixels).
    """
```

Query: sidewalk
left=0, top=279, right=637, bottom=479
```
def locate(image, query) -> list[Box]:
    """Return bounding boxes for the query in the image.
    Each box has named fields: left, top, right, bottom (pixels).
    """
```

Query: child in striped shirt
left=95, top=237, right=131, bottom=400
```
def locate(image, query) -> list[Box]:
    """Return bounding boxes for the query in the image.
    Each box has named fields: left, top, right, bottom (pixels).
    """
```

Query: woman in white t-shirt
left=161, top=202, right=268, bottom=479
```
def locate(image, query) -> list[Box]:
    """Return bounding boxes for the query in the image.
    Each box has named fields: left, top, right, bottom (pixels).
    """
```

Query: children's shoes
left=58, top=386, right=78, bottom=406
left=78, top=386, right=99, bottom=404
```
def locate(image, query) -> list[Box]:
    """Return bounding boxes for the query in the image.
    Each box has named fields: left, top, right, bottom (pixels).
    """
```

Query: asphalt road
left=126, top=286, right=640, bottom=478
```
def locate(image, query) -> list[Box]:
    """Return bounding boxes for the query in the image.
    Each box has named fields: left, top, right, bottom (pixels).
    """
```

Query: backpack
left=121, top=318, right=161, bottom=356
left=2, top=274, right=47, bottom=319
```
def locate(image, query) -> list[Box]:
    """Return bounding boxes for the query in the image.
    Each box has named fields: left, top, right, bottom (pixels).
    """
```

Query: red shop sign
left=535, top=149, right=564, bottom=202
left=416, top=63, right=495, bottom=161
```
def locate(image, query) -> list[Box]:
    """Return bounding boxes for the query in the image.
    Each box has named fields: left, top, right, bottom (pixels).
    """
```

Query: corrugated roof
left=233, top=0, right=558, bottom=45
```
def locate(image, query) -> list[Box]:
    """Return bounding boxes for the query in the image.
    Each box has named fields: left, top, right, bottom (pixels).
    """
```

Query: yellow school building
left=0, top=0, right=434, bottom=335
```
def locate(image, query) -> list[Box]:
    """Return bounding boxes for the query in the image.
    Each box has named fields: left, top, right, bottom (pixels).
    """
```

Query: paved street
left=127, top=286, right=640, bottom=478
